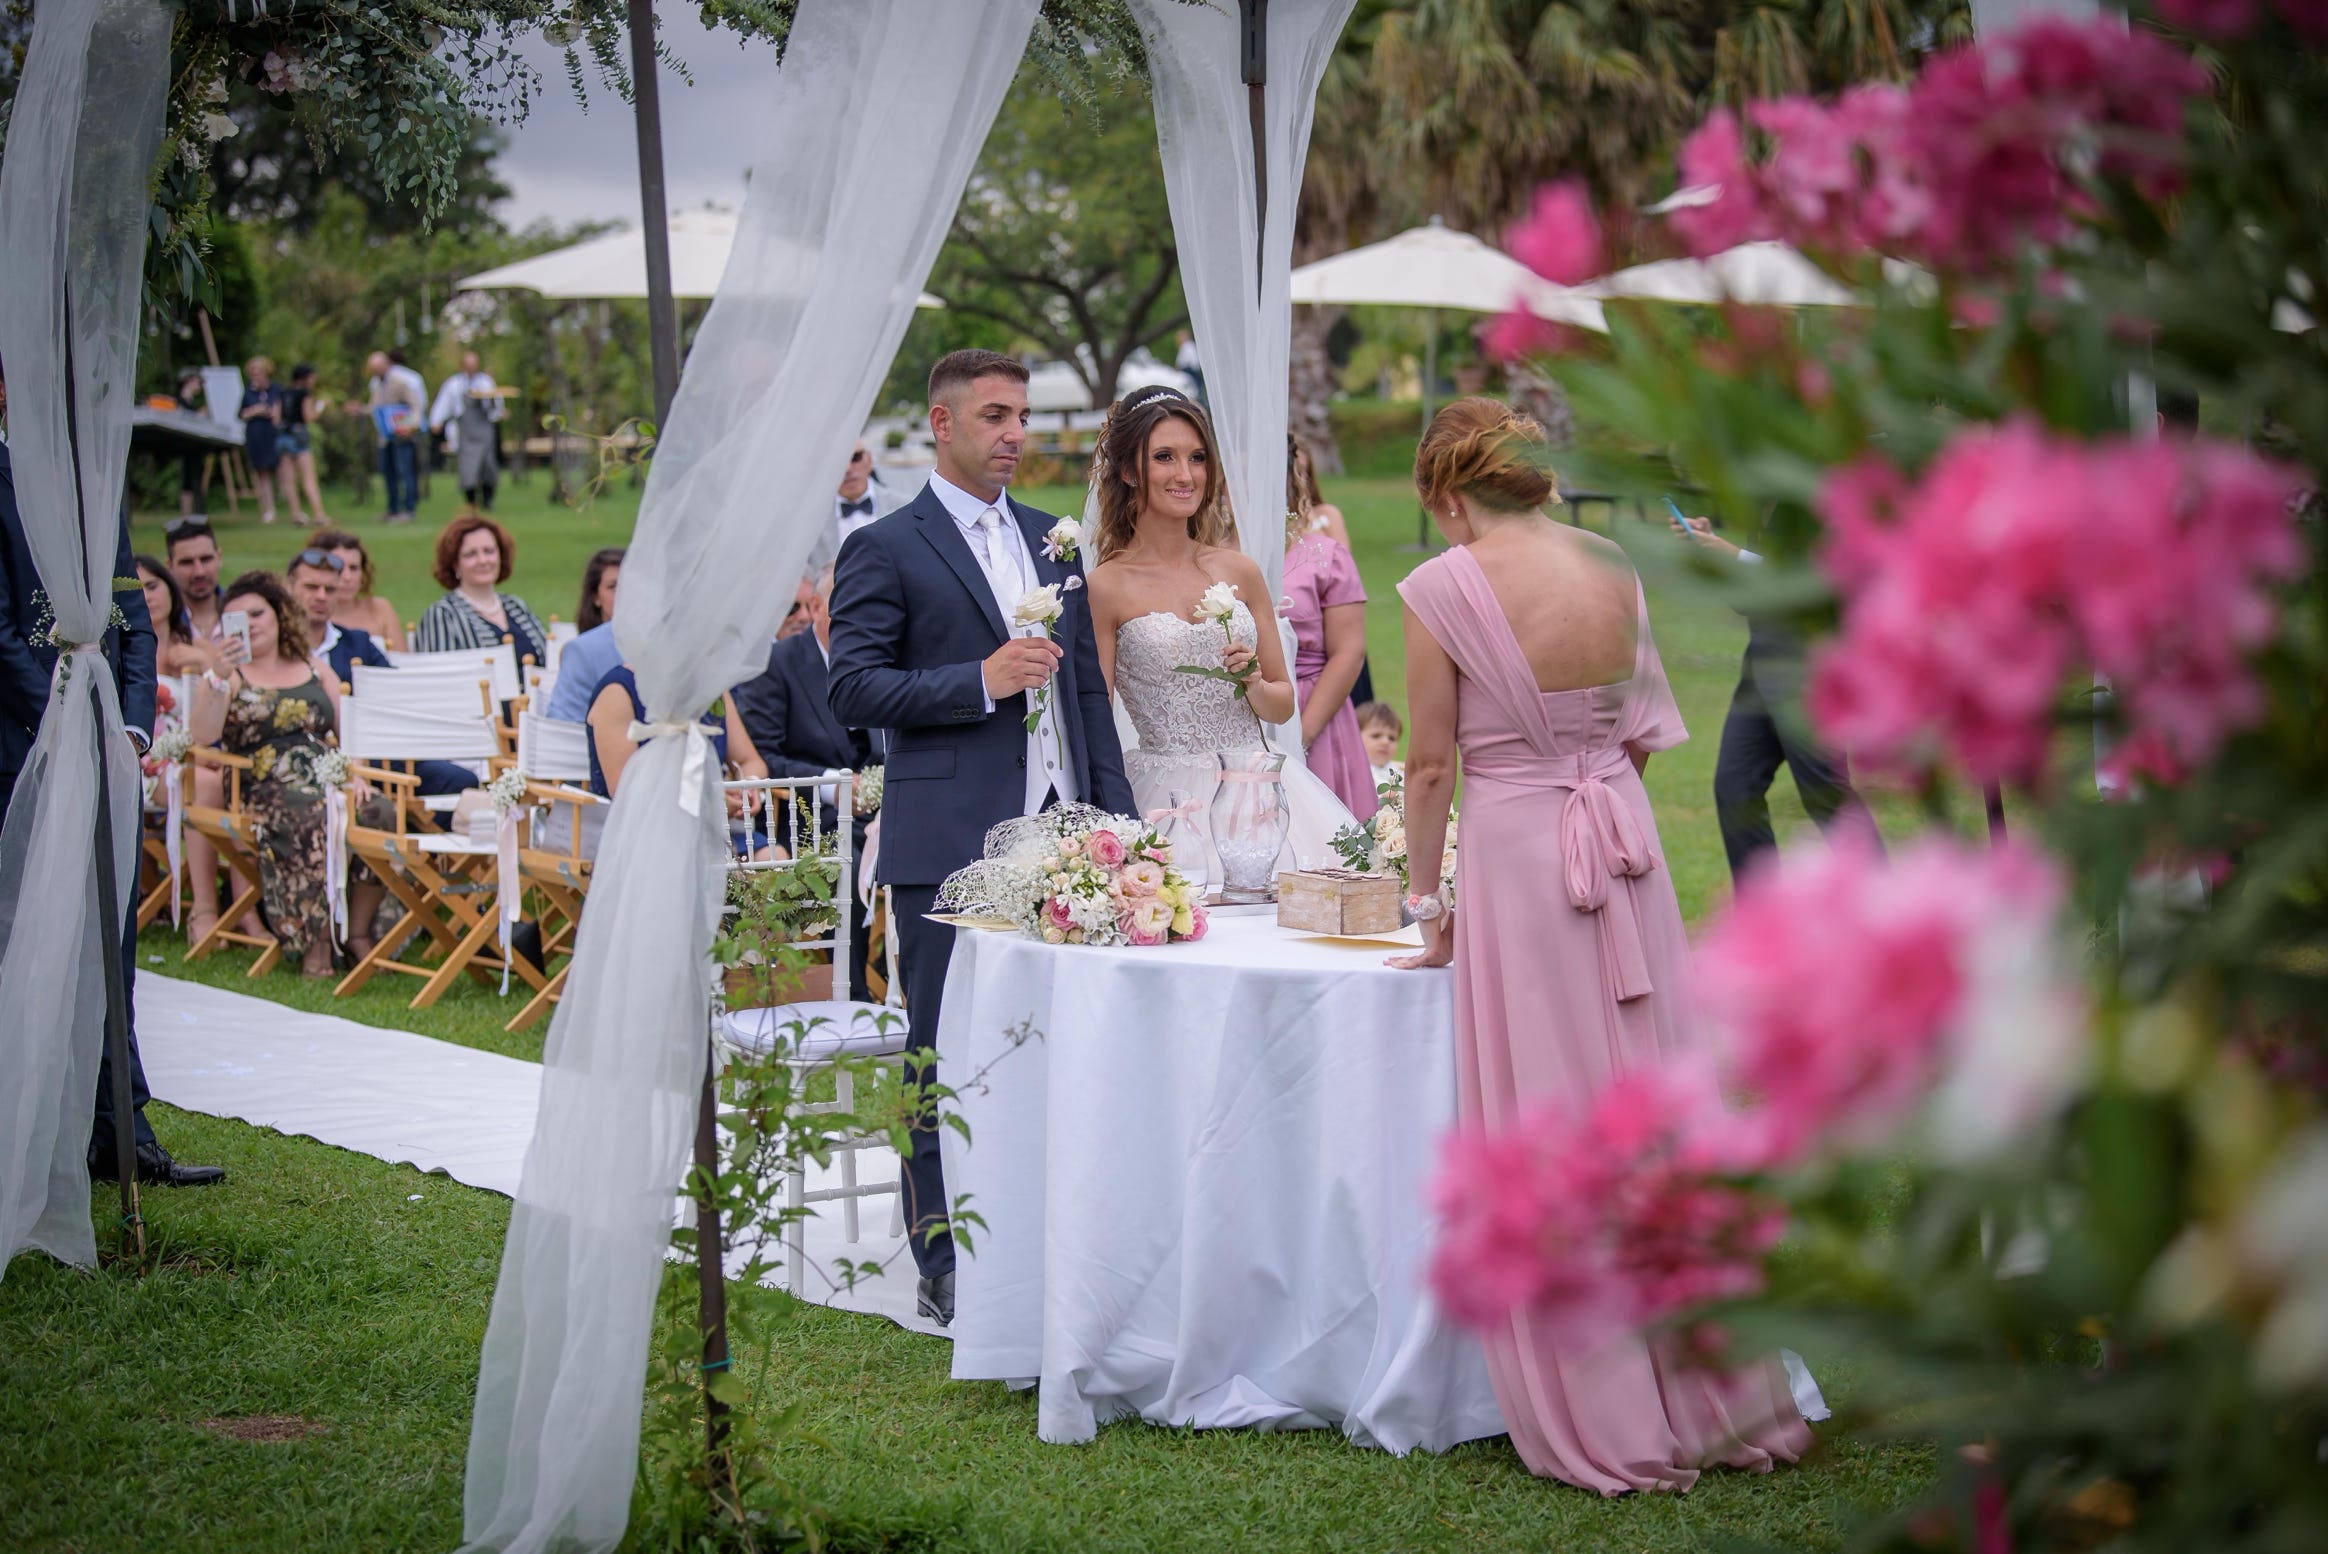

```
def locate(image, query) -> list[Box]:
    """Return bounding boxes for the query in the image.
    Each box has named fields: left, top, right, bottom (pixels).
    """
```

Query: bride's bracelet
left=1406, top=890, right=1447, bottom=923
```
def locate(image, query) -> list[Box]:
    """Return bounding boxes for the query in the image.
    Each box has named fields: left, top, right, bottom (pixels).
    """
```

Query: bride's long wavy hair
left=1088, top=386, right=1236, bottom=565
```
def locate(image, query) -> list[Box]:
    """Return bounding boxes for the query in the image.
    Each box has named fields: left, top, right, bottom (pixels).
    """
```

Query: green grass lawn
left=30, top=458, right=1955, bottom=1551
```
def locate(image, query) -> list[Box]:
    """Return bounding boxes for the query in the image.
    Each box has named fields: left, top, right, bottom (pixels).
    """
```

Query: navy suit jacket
left=828, top=483, right=1132, bottom=886
left=0, top=440, right=155, bottom=773
left=323, top=623, right=393, bottom=687
left=734, top=627, right=873, bottom=782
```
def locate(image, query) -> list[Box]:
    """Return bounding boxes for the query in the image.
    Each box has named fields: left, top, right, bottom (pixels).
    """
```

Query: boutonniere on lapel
left=1011, top=577, right=1083, bottom=733
left=1041, top=517, right=1084, bottom=566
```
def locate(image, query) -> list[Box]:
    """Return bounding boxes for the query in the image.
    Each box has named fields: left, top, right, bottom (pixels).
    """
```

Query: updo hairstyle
left=1413, top=397, right=1558, bottom=515
left=1089, top=386, right=1235, bottom=564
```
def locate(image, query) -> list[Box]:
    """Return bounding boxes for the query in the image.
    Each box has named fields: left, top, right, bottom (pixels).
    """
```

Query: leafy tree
left=928, top=64, right=1185, bottom=411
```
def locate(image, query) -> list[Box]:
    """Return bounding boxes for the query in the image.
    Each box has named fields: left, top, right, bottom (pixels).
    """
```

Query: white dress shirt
left=836, top=487, right=883, bottom=551
left=926, top=470, right=1076, bottom=813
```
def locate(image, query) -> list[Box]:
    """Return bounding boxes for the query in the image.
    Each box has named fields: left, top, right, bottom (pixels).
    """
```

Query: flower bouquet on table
left=1331, top=771, right=1457, bottom=903
left=935, top=803, right=1208, bottom=947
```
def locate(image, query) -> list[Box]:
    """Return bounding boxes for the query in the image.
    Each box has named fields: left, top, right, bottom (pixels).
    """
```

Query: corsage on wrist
left=1406, top=890, right=1447, bottom=923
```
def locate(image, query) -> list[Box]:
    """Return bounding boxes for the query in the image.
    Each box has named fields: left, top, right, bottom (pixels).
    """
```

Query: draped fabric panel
left=0, top=0, right=168, bottom=1280
left=1128, top=0, right=1356, bottom=760
left=458, top=3, right=1041, bottom=1549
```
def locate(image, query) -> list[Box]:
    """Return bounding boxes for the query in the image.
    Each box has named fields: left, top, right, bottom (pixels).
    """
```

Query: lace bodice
left=1114, top=603, right=1268, bottom=757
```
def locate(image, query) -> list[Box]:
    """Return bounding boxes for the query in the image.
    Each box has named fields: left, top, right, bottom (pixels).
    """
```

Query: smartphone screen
left=221, top=609, right=252, bottom=661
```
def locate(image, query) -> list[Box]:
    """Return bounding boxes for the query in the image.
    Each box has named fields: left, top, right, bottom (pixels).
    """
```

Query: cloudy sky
left=492, top=13, right=775, bottom=230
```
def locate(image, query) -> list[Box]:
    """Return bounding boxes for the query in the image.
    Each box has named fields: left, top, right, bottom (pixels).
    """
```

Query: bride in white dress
left=1083, top=387, right=1357, bottom=875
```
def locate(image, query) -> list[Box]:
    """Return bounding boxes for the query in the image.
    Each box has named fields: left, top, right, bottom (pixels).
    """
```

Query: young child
left=1357, top=700, right=1403, bottom=794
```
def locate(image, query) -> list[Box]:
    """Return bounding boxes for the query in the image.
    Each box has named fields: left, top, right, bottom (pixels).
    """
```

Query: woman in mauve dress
left=1280, top=513, right=1378, bottom=820
left=1391, top=398, right=1811, bottom=1494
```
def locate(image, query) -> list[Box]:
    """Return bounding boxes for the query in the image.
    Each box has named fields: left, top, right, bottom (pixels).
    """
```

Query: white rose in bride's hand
left=1196, top=581, right=1240, bottom=626
left=1013, top=584, right=1065, bottom=633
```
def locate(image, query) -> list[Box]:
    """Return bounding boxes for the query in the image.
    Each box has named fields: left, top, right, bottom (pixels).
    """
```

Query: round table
left=937, top=910, right=1504, bottom=1450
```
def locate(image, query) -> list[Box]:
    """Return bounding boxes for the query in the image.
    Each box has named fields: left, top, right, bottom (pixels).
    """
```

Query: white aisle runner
left=135, top=973, right=939, bottom=1334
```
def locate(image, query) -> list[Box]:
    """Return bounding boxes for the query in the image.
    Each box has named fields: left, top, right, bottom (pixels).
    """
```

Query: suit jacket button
left=1018, top=754, right=1028, bottom=767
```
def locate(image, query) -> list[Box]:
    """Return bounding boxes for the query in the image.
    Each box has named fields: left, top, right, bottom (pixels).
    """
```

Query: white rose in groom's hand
left=1013, top=584, right=1066, bottom=632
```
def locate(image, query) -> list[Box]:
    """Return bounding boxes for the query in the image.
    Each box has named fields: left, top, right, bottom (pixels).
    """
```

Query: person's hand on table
left=1387, top=895, right=1454, bottom=970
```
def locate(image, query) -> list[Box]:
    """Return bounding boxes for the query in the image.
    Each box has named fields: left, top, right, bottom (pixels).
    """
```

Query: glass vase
left=1151, top=782, right=1215, bottom=901
left=1210, top=750, right=1289, bottom=903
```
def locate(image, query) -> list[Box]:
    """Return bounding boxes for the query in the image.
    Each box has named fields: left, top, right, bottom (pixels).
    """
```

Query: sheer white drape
left=0, top=0, right=168, bottom=1281
left=457, top=3, right=1040, bottom=1550
left=1129, top=0, right=1355, bottom=762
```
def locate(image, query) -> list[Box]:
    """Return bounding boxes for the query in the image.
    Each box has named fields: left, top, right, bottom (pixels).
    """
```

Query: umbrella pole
left=1408, top=307, right=1438, bottom=550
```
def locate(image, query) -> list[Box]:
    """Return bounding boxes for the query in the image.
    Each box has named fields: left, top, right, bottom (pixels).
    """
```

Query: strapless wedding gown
left=1112, top=604, right=1357, bottom=877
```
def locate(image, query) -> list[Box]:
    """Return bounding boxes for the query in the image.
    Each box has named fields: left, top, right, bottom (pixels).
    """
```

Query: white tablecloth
left=938, top=911, right=1505, bottom=1449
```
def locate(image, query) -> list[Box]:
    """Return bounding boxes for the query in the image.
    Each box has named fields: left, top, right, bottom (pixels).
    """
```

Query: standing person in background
left=0, top=355, right=223, bottom=1187
left=1281, top=498, right=1378, bottom=819
left=1677, top=514, right=1882, bottom=882
left=173, top=368, right=207, bottom=518
left=543, top=547, right=626, bottom=724
left=834, top=440, right=906, bottom=555
left=239, top=356, right=285, bottom=526
left=1288, top=432, right=1369, bottom=707
left=313, top=527, right=407, bottom=651
left=365, top=350, right=425, bottom=526
left=165, top=518, right=226, bottom=643
left=411, top=514, right=547, bottom=671
left=430, top=351, right=504, bottom=514
left=277, top=363, right=328, bottom=528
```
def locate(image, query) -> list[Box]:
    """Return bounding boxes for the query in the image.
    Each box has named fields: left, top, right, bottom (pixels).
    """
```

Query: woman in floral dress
left=216, top=572, right=386, bottom=976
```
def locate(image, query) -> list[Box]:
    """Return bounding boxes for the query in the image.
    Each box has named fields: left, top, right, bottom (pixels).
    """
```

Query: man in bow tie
left=833, top=440, right=902, bottom=555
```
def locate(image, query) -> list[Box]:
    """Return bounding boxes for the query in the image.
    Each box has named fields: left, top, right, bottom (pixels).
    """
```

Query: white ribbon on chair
left=161, top=759, right=185, bottom=928
left=495, top=803, right=521, bottom=995
left=324, top=786, right=350, bottom=945
left=627, top=719, right=712, bottom=820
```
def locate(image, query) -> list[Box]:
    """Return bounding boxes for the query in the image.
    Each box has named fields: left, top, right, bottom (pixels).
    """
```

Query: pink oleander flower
left=2276, top=0, right=2328, bottom=41
left=1809, top=421, right=2301, bottom=790
left=1696, top=836, right=2081, bottom=1166
left=1506, top=179, right=1600, bottom=287
left=1480, top=307, right=1560, bottom=364
left=2155, top=0, right=2259, bottom=37
left=1668, top=112, right=1760, bottom=256
left=1119, top=859, right=1166, bottom=898
left=1429, top=1060, right=1779, bottom=1340
left=1084, top=828, right=1126, bottom=868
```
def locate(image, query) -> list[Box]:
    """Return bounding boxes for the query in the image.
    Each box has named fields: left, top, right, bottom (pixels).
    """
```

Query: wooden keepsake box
left=1276, top=868, right=1403, bottom=937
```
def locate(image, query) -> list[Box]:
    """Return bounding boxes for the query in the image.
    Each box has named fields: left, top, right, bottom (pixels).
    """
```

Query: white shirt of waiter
left=926, top=469, right=1077, bottom=815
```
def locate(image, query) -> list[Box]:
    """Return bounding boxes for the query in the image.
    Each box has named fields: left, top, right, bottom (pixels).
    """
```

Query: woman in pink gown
left=1281, top=525, right=1378, bottom=818
left=1391, top=398, right=1811, bottom=1494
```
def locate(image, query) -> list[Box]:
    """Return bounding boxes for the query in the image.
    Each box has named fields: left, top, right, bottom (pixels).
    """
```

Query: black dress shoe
left=916, top=1271, right=955, bottom=1327
left=89, top=1141, right=226, bottom=1188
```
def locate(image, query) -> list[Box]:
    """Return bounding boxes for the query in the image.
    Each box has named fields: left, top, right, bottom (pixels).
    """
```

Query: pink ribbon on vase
left=1143, top=797, right=1205, bottom=825
left=325, top=786, right=350, bottom=945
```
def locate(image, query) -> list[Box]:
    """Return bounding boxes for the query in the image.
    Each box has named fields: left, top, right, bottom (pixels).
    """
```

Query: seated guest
left=165, top=516, right=226, bottom=643
left=732, top=565, right=883, bottom=999
left=214, top=571, right=391, bottom=976
left=833, top=440, right=903, bottom=554
left=285, top=547, right=477, bottom=806
left=411, top=513, right=548, bottom=670
left=135, top=553, right=225, bottom=680
left=585, top=662, right=782, bottom=862
left=1358, top=700, right=1403, bottom=794
left=542, top=546, right=625, bottom=724
left=314, top=527, right=405, bottom=649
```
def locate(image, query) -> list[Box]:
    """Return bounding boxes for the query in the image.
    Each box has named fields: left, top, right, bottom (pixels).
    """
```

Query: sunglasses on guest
left=293, top=548, right=346, bottom=572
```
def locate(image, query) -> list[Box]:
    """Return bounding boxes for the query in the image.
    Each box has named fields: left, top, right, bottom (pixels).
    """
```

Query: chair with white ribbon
left=714, top=773, right=909, bottom=1293
left=502, top=710, right=603, bottom=1036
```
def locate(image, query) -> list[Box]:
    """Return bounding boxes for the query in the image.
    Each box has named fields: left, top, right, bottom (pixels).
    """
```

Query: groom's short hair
left=928, top=349, right=1028, bottom=407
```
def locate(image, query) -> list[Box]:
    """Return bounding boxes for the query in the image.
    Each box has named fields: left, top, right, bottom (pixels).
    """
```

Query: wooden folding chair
left=502, top=711, right=604, bottom=1035
left=334, top=670, right=543, bottom=1008
left=182, top=748, right=281, bottom=974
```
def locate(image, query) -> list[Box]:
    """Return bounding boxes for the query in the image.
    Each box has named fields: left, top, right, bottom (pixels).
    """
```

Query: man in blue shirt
left=542, top=619, right=621, bottom=724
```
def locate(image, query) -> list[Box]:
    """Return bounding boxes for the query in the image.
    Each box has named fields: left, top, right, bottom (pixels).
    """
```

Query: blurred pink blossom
left=1480, top=307, right=1560, bottom=363
left=1183, top=905, right=1209, bottom=942
left=2155, top=0, right=2260, bottom=39
left=1696, top=836, right=2072, bottom=1165
left=1428, top=1060, right=1779, bottom=1338
left=1506, top=179, right=1601, bottom=287
left=1806, top=421, right=2301, bottom=790
left=1661, top=18, right=2206, bottom=275
left=2276, top=0, right=2328, bottom=42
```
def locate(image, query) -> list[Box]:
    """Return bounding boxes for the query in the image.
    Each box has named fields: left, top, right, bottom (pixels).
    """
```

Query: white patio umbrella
left=458, top=206, right=943, bottom=307
left=1582, top=240, right=1862, bottom=307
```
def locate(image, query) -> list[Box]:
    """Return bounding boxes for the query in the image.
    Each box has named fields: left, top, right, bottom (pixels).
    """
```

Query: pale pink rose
left=1042, top=897, right=1075, bottom=933
left=1119, top=859, right=1166, bottom=897
left=1084, top=828, right=1127, bottom=868
left=1182, top=906, right=1209, bottom=942
left=1059, top=835, right=1084, bottom=858
left=1505, top=179, right=1600, bottom=287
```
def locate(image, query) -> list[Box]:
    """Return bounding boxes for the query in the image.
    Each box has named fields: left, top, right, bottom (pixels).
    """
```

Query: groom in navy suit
left=828, top=349, right=1133, bottom=1325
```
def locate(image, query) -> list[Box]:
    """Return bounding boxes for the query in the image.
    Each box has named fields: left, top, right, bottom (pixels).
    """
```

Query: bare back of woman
left=1463, top=519, right=1640, bottom=694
